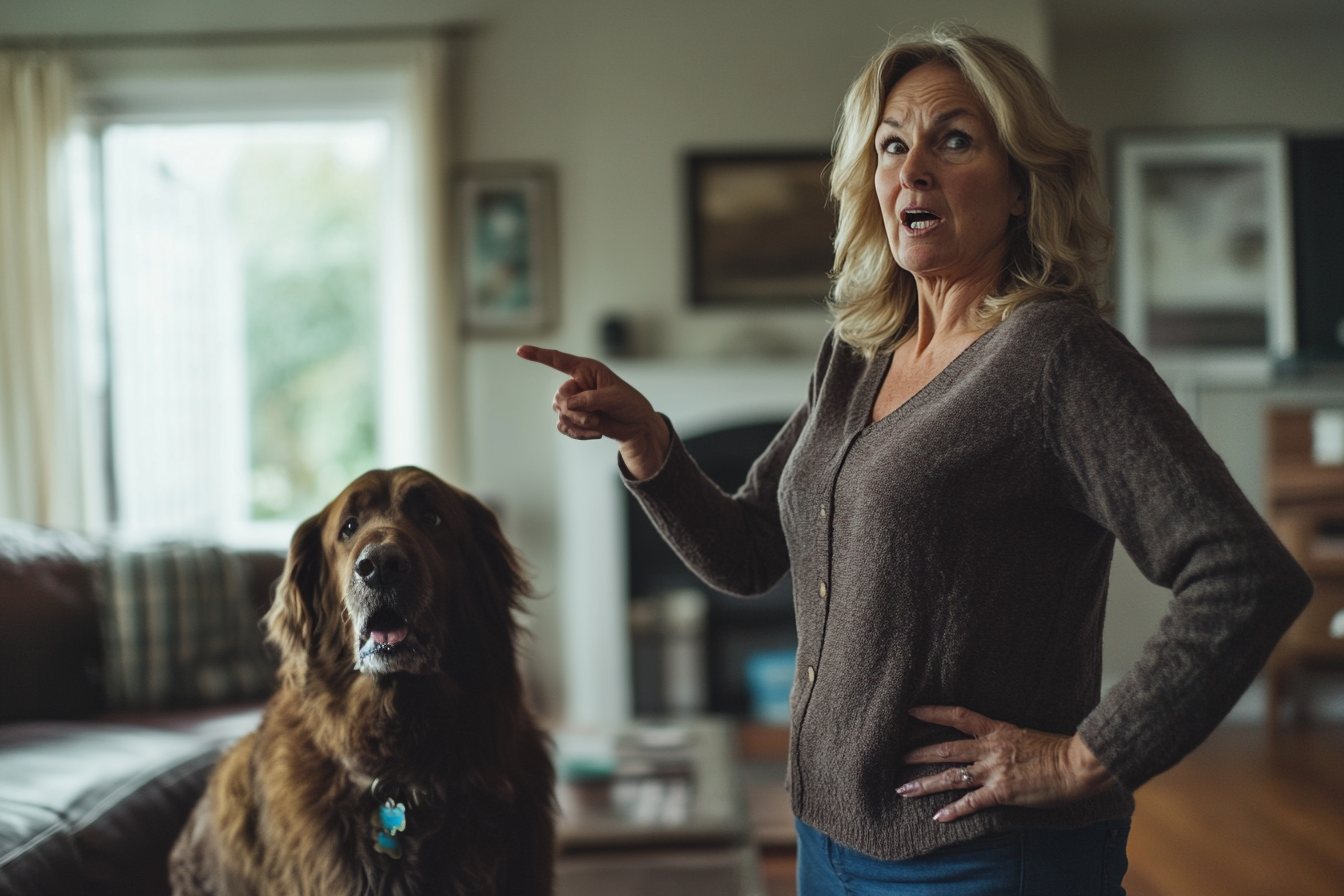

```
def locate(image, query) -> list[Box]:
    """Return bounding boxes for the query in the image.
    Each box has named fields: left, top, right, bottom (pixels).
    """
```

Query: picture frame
left=687, top=150, right=834, bottom=308
left=1113, top=131, right=1295, bottom=360
left=454, top=163, right=558, bottom=335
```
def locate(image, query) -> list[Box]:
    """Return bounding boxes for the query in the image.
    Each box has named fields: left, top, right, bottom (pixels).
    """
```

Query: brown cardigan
left=624, top=298, right=1311, bottom=860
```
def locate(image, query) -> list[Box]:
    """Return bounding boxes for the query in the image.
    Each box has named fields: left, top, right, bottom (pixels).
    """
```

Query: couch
left=0, top=519, right=284, bottom=896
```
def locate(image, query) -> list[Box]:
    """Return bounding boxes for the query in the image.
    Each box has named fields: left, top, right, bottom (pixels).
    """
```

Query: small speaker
left=1291, top=137, right=1344, bottom=364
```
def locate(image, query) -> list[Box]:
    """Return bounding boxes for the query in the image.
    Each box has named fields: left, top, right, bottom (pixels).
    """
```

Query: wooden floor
left=1125, top=724, right=1344, bottom=896
left=742, top=724, right=1344, bottom=896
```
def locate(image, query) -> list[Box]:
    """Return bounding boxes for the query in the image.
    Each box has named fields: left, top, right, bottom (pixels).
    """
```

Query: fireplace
left=626, top=421, right=796, bottom=717
left=556, top=359, right=814, bottom=726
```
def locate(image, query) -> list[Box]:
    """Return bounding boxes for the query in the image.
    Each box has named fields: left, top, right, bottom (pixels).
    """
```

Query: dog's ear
left=264, top=507, right=329, bottom=679
left=461, top=492, right=532, bottom=618
left=451, top=492, right=533, bottom=693
left=450, top=491, right=534, bottom=663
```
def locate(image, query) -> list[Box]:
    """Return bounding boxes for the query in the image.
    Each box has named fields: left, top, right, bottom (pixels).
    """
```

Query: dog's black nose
left=355, top=543, right=410, bottom=589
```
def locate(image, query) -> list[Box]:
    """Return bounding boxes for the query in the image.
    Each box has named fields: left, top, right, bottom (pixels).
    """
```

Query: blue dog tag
left=374, top=799, right=407, bottom=858
left=380, top=801, right=407, bottom=834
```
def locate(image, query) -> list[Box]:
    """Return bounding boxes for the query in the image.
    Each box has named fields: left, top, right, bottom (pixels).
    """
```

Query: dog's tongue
left=371, top=627, right=409, bottom=646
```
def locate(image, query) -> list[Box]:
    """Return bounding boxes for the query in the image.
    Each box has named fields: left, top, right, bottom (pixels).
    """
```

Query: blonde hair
left=828, top=24, right=1113, bottom=359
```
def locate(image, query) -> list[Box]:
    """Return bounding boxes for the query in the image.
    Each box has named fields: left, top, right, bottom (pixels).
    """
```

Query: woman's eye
left=340, top=517, right=359, bottom=539
left=880, top=137, right=907, bottom=155
left=946, top=131, right=972, bottom=150
left=423, top=510, right=442, bottom=528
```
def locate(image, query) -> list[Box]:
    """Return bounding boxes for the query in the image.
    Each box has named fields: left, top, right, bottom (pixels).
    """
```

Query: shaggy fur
left=169, top=467, right=556, bottom=896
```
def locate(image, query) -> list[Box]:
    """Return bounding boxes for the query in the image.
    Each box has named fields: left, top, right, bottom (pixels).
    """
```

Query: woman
left=519, top=25, right=1310, bottom=894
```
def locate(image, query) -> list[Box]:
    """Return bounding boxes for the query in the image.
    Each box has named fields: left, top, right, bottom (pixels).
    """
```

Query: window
left=71, top=60, right=440, bottom=545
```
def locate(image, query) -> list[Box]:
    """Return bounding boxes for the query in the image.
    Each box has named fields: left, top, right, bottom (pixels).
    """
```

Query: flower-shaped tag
left=380, top=800, right=407, bottom=834
left=374, top=799, right=407, bottom=858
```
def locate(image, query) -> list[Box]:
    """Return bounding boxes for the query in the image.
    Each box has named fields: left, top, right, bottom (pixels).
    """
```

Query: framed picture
left=1114, top=131, right=1295, bottom=359
left=454, top=163, right=558, bottom=334
left=687, top=150, right=834, bottom=308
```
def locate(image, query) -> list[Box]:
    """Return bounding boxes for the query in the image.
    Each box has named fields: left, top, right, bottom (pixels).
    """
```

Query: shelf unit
left=1264, top=407, right=1344, bottom=726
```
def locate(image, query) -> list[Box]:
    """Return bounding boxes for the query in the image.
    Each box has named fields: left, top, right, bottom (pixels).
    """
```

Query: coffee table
left=553, top=716, right=762, bottom=896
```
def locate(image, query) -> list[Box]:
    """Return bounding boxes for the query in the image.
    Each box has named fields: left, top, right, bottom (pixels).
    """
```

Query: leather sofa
left=0, top=519, right=283, bottom=896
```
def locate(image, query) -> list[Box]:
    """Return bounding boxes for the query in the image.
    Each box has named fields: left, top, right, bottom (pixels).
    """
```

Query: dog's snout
left=355, top=543, right=410, bottom=589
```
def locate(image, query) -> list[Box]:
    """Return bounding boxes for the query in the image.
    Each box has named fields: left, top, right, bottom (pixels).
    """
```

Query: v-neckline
left=860, top=324, right=1003, bottom=430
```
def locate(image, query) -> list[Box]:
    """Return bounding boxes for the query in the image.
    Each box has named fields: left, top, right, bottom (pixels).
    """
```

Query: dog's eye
left=340, top=517, right=359, bottom=539
left=422, top=510, right=441, bottom=528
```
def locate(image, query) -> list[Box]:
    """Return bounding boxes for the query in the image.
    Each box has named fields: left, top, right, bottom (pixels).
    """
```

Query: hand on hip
left=897, top=705, right=1117, bottom=823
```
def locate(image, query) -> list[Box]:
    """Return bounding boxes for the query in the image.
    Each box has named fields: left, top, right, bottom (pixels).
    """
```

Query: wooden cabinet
left=1264, top=408, right=1344, bottom=726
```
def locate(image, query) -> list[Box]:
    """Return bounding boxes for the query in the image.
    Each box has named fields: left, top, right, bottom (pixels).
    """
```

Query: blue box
left=744, top=648, right=796, bottom=724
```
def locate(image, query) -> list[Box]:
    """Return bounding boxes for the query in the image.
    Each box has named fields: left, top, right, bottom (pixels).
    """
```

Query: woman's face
left=873, top=62, right=1025, bottom=288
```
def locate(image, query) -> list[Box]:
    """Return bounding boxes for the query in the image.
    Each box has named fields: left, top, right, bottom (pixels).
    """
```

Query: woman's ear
left=264, top=509, right=329, bottom=679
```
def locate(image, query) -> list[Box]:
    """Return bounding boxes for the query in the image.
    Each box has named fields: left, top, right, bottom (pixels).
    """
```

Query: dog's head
left=265, top=467, right=529, bottom=685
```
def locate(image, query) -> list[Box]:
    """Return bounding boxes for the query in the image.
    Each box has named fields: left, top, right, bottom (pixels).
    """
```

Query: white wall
left=1054, top=21, right=1344, bottom=707
left=1055, top=23, right=1344, bottom=135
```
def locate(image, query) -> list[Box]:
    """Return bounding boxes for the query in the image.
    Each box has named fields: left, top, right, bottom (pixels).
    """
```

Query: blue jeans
left=795, top=817, right=1129, bottom=896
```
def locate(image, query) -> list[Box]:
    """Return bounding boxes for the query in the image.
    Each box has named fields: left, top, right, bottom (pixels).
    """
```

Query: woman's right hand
left=516, top=345, right=671, bottom=480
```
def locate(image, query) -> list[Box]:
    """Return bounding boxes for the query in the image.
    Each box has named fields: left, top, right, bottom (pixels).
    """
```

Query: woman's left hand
left=897, top=705, right=1117, bottom=823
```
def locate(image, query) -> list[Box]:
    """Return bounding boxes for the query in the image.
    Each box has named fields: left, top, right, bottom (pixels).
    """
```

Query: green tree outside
left=228, top=137, right=382, bottom=521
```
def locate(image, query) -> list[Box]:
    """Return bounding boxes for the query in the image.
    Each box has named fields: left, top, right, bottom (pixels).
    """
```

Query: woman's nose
left=899, top=142, right=934, bottom=190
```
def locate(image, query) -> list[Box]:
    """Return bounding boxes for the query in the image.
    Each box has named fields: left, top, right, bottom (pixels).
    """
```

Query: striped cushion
left=98, top=546, right=273, bottom=711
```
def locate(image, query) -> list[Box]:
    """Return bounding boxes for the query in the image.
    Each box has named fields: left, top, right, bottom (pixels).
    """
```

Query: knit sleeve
left=618, top=337, right=833, bottom=598
left=1041, top=315, right=1311, bottom=792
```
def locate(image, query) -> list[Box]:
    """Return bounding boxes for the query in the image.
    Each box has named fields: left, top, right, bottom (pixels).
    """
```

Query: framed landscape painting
left=687, top=150, right=834, bottom=308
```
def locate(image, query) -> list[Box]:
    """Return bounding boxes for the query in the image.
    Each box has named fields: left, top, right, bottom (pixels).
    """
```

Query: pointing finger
left=517, top=345, right=588, bottom=376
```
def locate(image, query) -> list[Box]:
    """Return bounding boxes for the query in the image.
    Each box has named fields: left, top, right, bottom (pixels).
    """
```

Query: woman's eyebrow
left=880, top=108, right=973, bottom=130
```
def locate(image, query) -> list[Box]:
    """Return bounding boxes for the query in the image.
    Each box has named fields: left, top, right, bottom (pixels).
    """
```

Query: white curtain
left=0, top=53, right=82, bottom=527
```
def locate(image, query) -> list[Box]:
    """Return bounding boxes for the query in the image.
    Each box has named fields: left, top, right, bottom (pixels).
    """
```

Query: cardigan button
left=819, top=581, right=827, bottom=598
left=819, top=506, right=827, bottom=518
left=808, top=665, right=815, bottom=683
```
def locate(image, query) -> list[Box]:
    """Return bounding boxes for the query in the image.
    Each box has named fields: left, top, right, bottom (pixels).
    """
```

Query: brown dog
left=169, top=467, right=555, bottom=896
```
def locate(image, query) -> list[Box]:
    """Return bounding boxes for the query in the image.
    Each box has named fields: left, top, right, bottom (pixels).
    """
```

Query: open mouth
left=357, top=606, right=415, bottom=662
left=902, top=208, right=942, bottom=231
